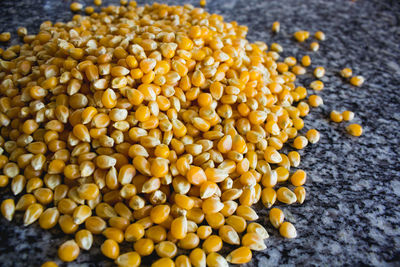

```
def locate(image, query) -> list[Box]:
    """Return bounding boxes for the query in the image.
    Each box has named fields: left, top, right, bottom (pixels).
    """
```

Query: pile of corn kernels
left=0, top=1, right=364, bottom=266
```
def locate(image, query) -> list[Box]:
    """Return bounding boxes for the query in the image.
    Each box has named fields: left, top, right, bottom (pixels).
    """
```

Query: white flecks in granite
left=0, top=0, right=400, bottom=266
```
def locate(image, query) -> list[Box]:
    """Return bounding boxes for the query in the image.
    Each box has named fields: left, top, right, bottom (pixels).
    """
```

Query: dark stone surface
left=0, top=0, right=400, bottom=266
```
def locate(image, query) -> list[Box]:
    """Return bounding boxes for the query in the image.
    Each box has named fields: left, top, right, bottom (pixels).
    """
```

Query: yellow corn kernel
left=294, top=186, right=306, bottom=204
left=134, top=238, right=154, bottom=256
left=39, top=207, right=60, bottom=229
left=41, top=261, right=58, bottom=267
left=269, top=207, right=284, bottom=228
left=247, top=222, right=269, bottom=239
left=226, top=246, right=252, bottom=264
left=189, top=248, right=206, bottom=267
left=310, top=42, right=319, bottom=51
left=151, top=257, right=175, bottom=267
left=292, top=136, right=308, bottom=150
left=75, top=229, right=93, bottom=250
left=315, top=31, right=325, bottom=41
left=115, top=252, right=141, bottom=267
left=346, top=123, right=363, bottom=136
left=272, top=21, right=280, bottom=33
left=310, top=80, right=324, bottom=91
left=155, top=241, right=177, bottom=258
left=23, top=203, right=43, bottom=226
left=58, top=240, right=80, bottom=262
left=242, top=232, right=266, bottom=251
left=350, top=75, right=365, bottom=87
left=340, top=68, right=353, bottom=78
left=342, top=110, right=355, bottom=121
left=293, top=31, right=310, bottom=42
left=70, top=2, right=83, bottom=12
left=306, top=129, right=320, bottom=144
left=101, top=239, right=120, bottom=259
left=330, top=110, right=343, bottom=123
left=1, top=198, right=15, bottom=221
left=308, top=95, right=323, bottom=107
left=279, top=221, right=297, bottom=238
left=0, top=32, right=11, bottom=42
left=301, top=55, right=311, bottom=67
left=313, top=66, right=325, bottom=78
left=277, top=187, right=297, bottom=204
left=124, top=223, right=145, bottom=242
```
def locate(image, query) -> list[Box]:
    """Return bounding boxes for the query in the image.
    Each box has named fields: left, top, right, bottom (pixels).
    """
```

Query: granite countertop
left=0, top=0, right=400, bottom=266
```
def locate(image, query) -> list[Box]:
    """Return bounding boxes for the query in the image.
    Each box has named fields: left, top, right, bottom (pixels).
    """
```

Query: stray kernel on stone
left=0, top=1, right=366, bottom=265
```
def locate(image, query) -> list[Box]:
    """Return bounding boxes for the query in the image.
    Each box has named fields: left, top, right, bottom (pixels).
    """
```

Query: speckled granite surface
left=0, top=0, right=400, bottom=266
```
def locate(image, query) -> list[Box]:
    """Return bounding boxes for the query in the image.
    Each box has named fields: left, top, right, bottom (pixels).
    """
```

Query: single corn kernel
left=301, top=55, right=311, bottom=67
left=0, top=32, right=11, bottom=42
left=350, top=75, right=365, bottom=87
left=346, top=123, right=363, bottom=137
left=342, top=110, right=355, bottom=121
left=290, top=170, right=307, bottom=187
left=272, top=21, right=280, bottom=33
left=1, top=198, right=15, bottom=221
left=315, top=31, right=326, bottom=41
left=206, top=252, right=229, bottom=267
left=277, top=187, right=297, bottom=204
left=101, top=239, right=120, bottom=259
left=242, top=232, right=266, bottom=251
left=75, top=229, right=93, bottom=250
left=247, top=222, right=269, bottom=239
left=23, top=203, right=43, bottom=226
left=310, top=42, right=319, bottom=51
left=58, top=240, right=80, bottom=262
left=330, top=110, right=343, bottom=123
left=41, top=261, right=58, bottom=267
left=306, top=129, right=320, bottom=144
left=226, top=246, right=252, bottom=264
left=308, top=95, right=323, bottom=107
left=294, top=186, right=306, bottom=204
left=313, top=66, right=325, bottom=78
left=269, top=207, right=284, bottom=228
left=70, top=2, right=83, bottom=12
left=279, top=221, right=297, bottom=238
left=340, top=68, right=353, bottom=78
left=292, top=136, right=308, bottom=150
left=310, top=80, right=324, bottom=91
left=115, top=252, right=141, bottom=267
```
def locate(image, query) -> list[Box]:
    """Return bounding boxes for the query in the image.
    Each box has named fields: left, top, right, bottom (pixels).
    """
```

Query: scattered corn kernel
left=309, top=95, right=324, bottom=107
left=340, top=68, right=353, bottom=78
left=272, top=21, right=280, bottom=33
left=306, top=129, right=320, bottom=144
left=313, top=66, right=325, bottom=78
left=293, top=31, right=310, bottom=42
left=330, top=110, right=343, bottom=123
left=346, top=124, right=363, bottom=137
left=310, top=80, right=324, bottom=91
left=0, top=32, right=11, bottom=42
left=342, top=110, right=355, bottom=121
left=310, top=42, right=319, bottom=51
left=350, top=75, right=365, bottom=87
left=70, top=2, right=83, bottom=12
left=314, top=31, right=326, bottom=41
